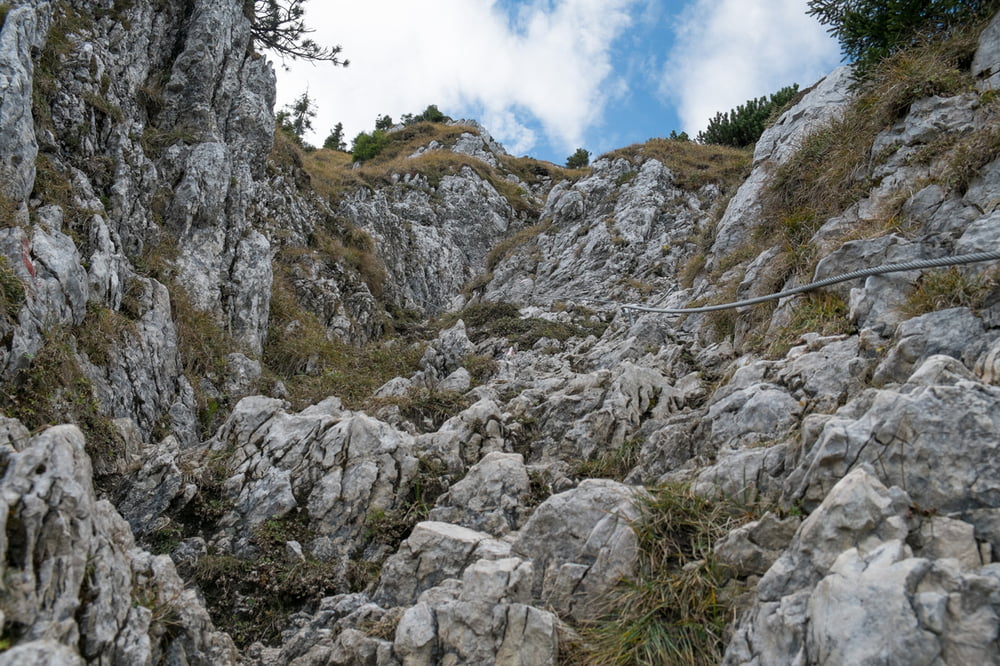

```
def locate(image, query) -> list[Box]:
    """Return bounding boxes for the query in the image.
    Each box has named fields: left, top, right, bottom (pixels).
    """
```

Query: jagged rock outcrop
left=336, top=130, right=540, bottom=315
left=2, top=1, right=1000, bottom=663
left=726, top=467, right=1000, bottom=665
left=0, top=417, right=236, bottom=664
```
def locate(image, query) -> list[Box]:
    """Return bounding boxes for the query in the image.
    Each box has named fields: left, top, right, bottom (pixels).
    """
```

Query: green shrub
left=697, top=84, right=800, bottom=148
left=401, top=104, right=451, bottom=125
left=566, top=148, right=591, bottom=169
left=351, top=129, right=389, bottom=161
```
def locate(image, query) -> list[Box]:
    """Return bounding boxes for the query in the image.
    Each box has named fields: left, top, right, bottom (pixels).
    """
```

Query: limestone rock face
left=0, top=4, right=50, bottom=202
left=2, top=1, right=1000, bottom=663
left=974, top=10, right=1000, bottom=91
left=512, top=479, right=640, bottom=621
left=484, top=155, right=727, bottom=309
left=786, top=355, right=1000, bottom=520
left=393, top=557, right=558, bottom=666
left=427, top=451, right=532, bottom=536
left=726, top=468, right=1000, bottom=666
left=0, top=421, right=236, bottom=664
left=336, top=131, right=532, bottom=315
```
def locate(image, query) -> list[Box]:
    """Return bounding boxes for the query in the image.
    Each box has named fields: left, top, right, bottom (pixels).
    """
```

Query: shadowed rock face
left=2, top=2, right=1000, bottom=664
left=0, top=420, right=237, bottom=665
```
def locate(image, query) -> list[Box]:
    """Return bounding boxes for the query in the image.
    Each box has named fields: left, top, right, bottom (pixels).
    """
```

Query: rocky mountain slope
left=1, top=1, right=1000, bottom=664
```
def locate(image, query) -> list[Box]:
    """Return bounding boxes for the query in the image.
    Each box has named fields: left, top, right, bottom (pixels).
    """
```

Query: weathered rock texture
left=0, top=418, right=236, bottom=664
left=1, top=1, right=1000, bottom=664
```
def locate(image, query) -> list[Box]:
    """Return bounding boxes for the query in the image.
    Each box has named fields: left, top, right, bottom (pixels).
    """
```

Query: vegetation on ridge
left=808, top=0, right=999, bottom=78
left=697, top=84, right=801, bottom=148
left=601, top=138, right=750, bottom=192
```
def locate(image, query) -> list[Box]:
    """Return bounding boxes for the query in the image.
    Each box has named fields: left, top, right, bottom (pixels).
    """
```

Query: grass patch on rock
left=263, top=273, right=423, bottom=409
left=193, top=512, right=352, bottom=648
left=901, top=266, right=999, bottom=317
left=0, top=328, right=122, bottom=476
left=574, top=437, right=642, bottom=482
left=370, top=387, right=471, bottom=432
left=763, top=18, right=985, bottom=233
left=575, top=484, right=755, bottom=666
left=767, top=292, right=853, bottom=358
left=363, top=458, right=451, bottom=549
left=448, top=300, right=607, bottom=348
left=601, top=139, right=751, bottom=192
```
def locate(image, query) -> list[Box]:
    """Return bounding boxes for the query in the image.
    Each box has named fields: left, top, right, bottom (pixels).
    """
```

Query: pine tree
left=247, top=0, right=349, bottom=65
left=566, top=148, right=590, bottom=169
left=697, top=85, right=799, bottom=148
left=807, top=0, right=998, bottom=77
left=324, top=122, right=346, bottom=151
left=282, top=91, right=316, bottom=139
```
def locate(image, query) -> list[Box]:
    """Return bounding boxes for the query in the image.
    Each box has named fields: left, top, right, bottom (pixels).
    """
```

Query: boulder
left=512, top=479, right=640, bottom=620
left=428, top=451, right=532, bottom=536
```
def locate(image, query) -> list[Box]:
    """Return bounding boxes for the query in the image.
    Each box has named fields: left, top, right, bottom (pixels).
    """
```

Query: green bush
left=351, top=129, right=389, bottom=161
left=807, top=0, right=999, bottom=78
left=566, top=147, right=591, bottom=169
left=697, top=84, right=800, bottom=148
left=401, top=104, right=451, bottom=125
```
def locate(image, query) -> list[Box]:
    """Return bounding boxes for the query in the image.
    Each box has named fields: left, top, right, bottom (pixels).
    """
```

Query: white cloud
left=273, top=0, right=639, bottom=155
left=660, top=0, right=841, bottom=137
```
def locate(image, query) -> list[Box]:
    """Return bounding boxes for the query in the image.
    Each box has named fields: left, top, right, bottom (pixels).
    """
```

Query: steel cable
left=622, top=249, right=1000, bottom=315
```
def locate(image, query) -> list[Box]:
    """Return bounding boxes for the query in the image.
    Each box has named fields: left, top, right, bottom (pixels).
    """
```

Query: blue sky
left=273, top=0, right=843, bottom=165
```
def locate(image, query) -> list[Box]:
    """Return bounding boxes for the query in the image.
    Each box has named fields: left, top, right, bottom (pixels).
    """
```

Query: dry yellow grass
left=601, top=139, right=751, bottom=192
left=297, top=122, right=579, bottom=216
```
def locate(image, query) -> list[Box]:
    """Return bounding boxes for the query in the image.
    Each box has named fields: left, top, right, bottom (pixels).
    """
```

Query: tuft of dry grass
left=76, top=302, right=136, bottom=367
left=0, top=256, right=25, bottom=320
left=901, top=266, right=999, bottom=318
left=574, top=437, right=642, bottom=481
left=601, top=139, right=751, bottom=192
left=575, top=484, right=756, bottom=666
left=678, top=252, right=707, bottom=289
left=940, top=117, right=1000, bottom=194
left=767, top=292, right=852, bottom=359
left=485, top=220, right=552, bottom=271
